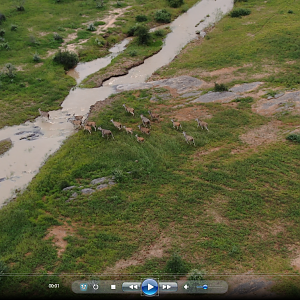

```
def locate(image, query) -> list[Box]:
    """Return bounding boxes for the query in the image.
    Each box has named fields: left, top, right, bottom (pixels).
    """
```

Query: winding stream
left=0, top=0, right=234, bottom=208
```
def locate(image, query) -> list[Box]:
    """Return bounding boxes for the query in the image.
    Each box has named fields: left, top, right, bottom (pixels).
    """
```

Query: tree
left=135, top=25, right=151, bottom=45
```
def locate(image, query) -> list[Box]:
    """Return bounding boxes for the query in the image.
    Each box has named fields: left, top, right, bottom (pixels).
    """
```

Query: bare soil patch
left=206, top=208, right=230, bottom=225
left=166, top=106, right=212, bottom=122
left=102, top=234, right=171, bottom=274
left=193, top=147, right=222, bottom=158
left=44, top=223, right=75, bottom=257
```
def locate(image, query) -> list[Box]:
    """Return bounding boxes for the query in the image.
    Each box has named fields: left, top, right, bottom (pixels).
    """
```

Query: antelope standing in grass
left=38, top=108, right=50, bottom=120
left=140, top=114, right=151, bottom=128
left=98, top=126, right=114, bottom=139
left=123, top=125, right=133, bottom=135
left=195, top=118, right=209, bottom=131
left=171, top=119, right=182, bottom=130
left=135, top=134, right=145, bottom=143
left=84, top=121, right=97, bottom=131
left=68, top=119, right=82, bottom=129
left=183, top=131, right=195, bottom=146
left=83, top=125, right=92, bottom=134
left=138, top=125, right=150, bottom=135
left=110, top=119, right=122, bottom=130
left=148, top=110, right=160, bottom=121
left=123, top=104, right=135, bottom=116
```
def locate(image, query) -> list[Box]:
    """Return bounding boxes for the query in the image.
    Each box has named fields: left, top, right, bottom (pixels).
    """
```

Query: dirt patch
left=193, top=147, right=222, bottom=159
left=239, top=121, right=281, bottom=147
left=167, top=106, right=212, bottom=122
left=39, top=32, right=48, bottom=37
left=206, top=208, right=229, bottom=225
left=102, top=234, right=171, bottom=274
left=44, top=223, right=75, bottom=257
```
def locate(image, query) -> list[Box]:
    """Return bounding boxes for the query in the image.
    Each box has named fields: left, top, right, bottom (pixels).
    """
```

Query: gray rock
left=96, top=184, right=109, bottom=190
left=180, top=91, right=202, bottom=98
left=91, top=177, right=108, bottom=185
left=108, top=181, right=116, bottom=186
left=229, top=82, right=263, bottom=93
left=200, top=31, right=206, bottom=38
left=267, top=96, right=273, bottom=100
left=274, top=93, right=284, bottom=99
left=191, top=91, right=237, bottom=103
left=115, top=76, right=204, bottom=94
left=71, top=192, right=78, bottom=198
left=63, top=185, right=77, bottom=191
left=0, top=177, right=5, bottom=182
left=81, top=188, right=95, bottom=195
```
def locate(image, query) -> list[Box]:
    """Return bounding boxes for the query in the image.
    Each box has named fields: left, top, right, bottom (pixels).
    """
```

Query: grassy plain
left=1, top=0, right=300, bottom=298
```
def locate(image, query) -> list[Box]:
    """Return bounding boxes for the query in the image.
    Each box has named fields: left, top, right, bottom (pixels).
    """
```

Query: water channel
left=0, top=0, right=234, bottom=207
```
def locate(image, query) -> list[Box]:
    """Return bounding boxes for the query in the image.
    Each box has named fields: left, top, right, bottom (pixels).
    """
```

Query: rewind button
left=122, top=282, right=141, bottom=293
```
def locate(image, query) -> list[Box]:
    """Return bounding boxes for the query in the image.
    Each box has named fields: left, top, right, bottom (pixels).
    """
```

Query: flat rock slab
left=91, top=177, right=109, bottom=185
left=63, top=186, right=77, bottom=191
left=254, top=91, right=300, bottom=116
left=191, top=91, right=238, bottom=103
left=229, top=82, right=263, bottom=93
left=81, top=188, right=95, bottom=195
left=180, top=91, right=202, bottom=98
left=114, top=76, right=203, bottom=94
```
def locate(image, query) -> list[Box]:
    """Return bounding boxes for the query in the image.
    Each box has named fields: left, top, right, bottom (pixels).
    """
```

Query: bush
left=53, top=50, right=79, bottom=70
left=287, top=134, right=300, bottom=143
left=11, top=24, right=18, bottom=31
left=167, top=0, right=184, bottom=8
left=94, top=37, right=105, bottom=47
left=154, top=9, right=171, bottom=23
left=234, top=0, right=248, bottom=3
left=129, top=49, right=137, bottom=57
left=87, top=23, right=96, bottom=31
left=230, top=8, right=251, bottom=17
left=214, top=82, right=228, bottom=92
left=53, top=33, right=63, bottom=41
left=5, top=63, right=16, bottom=77
left=33, top=52, right=41, bottom=62
left=288, top=10, right=294, bottom=14
left=135, top=25, right=151, bottom=45
left=136, top=15, right=148, bottom=22
left=165, top=253, right=189, bottom=275
left=0, top=42, right=10, bottom=50
left=154, top=29, right=165, bottom=37
left=0, top=13, right=6, bottom=25
left=127, top=24, right=137, bottom=36
left=0, top=29, right=5, bottom=37
left=112, top=168, right=125, bottom=182
left=0, top=260, right=8, bottom=282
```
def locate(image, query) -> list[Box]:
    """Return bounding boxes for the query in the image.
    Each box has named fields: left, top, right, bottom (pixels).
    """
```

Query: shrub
left=11, top=24, right=18, bottom=31
left=53, top=33, right=63, bottom=41
left=112, top=168, right=125, bottom=182
left=234, top=0, right=248, bottom=3
left=94, top=21, right=106, bottom=26
left=29, top=34, right=39, bottom=45
left=0, top=42, right=10, bottom=50
left=167, top=0, right=184, bottom=8
left=188, top=269, right=205, bottom=281
left=0, top=13, right=6, bottom=25
left=96, top=0, right=104, bottom=8
left=53, top=50, right=79, bottom=70
left=33, top=52, right=41, bottom=62
left=0, top=37, right=5, bottom=42
left=234, top=96, right=253, bottom=103
left=136, top=15, right=148, bottom=22
left=288, top=10, right=294, bottom=14
left=287, top=134, right=300, bottom=143
left=135, top=25, right=151, bottom=45
left=127, top=24, right=137, bottom=36
left=214, top=82, right=228, bottom=92
left=94, top=37, right=105, bottom=46
left=5, top=63, right=16, bottom=77
left=0, top=260, right=8, bottom=282
left=165, top=253, right=189, bottom=275
left=129, top=49, right=137, bottom=57
left=87, top=23, right=96, bottom=31
left=230, top=8, right=251, bottom=17
left=154, top=9, right=171, bottom=23
left=154, top=29, right=165, bottom=37
left=0, top=29, right=5, bottom=37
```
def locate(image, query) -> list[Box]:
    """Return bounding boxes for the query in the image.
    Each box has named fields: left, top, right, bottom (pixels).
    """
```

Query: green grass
left=1, top=87, right=300, bottom=297
left=0, top=138, right=12, bottom=156
left=155, top=0, right=300, bottom=89
left=0, top=0, right=200, bottom=129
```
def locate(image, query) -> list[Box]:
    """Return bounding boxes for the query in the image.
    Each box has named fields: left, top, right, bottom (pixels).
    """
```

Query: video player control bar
left=72, top=279, right=228, bottom=296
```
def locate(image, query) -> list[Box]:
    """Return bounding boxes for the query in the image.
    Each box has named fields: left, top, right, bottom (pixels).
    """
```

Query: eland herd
left=39, top=103, right=209, bottom=146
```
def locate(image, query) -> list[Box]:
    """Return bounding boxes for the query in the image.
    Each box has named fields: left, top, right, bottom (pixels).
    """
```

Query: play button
left=141, top=279, right=158, bottom=296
